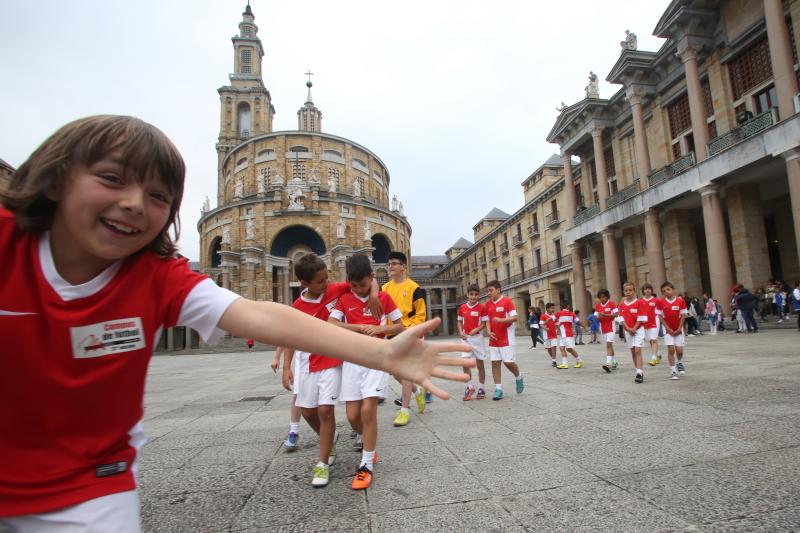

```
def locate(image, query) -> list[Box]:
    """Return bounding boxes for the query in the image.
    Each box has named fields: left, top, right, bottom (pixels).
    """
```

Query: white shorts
left=664, top=332, right=686, bottom=347
left=645, top=327, right=659, bottom=341
left=0, top=490, right=141, bottom=533
left=559, top=337, right=576, bottom=349
left=624, top=328, right=645, bottom=348
left=603, top=332, right=616, bottom=343
left=545, top=338, right=559, bottom=349
left=291, top=356, right=301, bottom=395
left=295, top=366, right=342, bottom=408
left=489, top=345, right=516, bottom=363
left=461, top=334, right=486, bottom=361
left=340, top=362, right=389, bottom=401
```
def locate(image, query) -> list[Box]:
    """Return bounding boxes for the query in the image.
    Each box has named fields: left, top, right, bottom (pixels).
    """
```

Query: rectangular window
left=532, top=213, right=539, bottom=231
left=728, top=37, right=773, bottom=100
left=667, top=92, right=692, bottom=138
left=554, top=238, right=562, bottom=265
left=494, top=268, right=499, bottom=281
left=505, top=263, right=511, bottom=280
left=519, top=256, right=525, bottom=274
left=534, top=248, right=542, bottom=269
left=241, top=49, right=251, bottom=74
left=754, top=84, right=778, bottom=114
left=603, top=146, right=616, bottom=179
left=550, top=199, right=559, bottom=220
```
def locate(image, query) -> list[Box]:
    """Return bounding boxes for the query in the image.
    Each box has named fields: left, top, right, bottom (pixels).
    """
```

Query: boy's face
left=387, top=258, right=406, bottom=279
left=643, top=287, right=653, bottom=297
left=486, top=286, right=500, bottom=300
left=467, top=290, right=480, bottom=304
left=350, top=274, right=374, bottom=298
left=663, top=286, right=674, bottom=298
left=624, top=285, right=635, bottom=298
left=546, top=305, right=555, bottom=314
left=301, top=268, right=329, bottom=297
left=599, top=295, right=609, bottom=304
left=50, top=151, right=173, bottom=274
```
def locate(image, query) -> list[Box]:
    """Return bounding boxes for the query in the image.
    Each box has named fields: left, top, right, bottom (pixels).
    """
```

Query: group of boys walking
left=534, top=281, right=689, bottom=383
left=275, top=250, right=690, bottom=491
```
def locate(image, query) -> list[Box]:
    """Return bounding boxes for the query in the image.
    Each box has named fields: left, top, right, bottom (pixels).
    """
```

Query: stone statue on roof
left=585, top=71, right=599, bottom=99
left=556, top=101, right=567, bottom=112
left=621, top=30, right=638, bottom=51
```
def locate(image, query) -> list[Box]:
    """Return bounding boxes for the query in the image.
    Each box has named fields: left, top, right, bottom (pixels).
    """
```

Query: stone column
left=562, top=152, right=578, bottom=226
left=570, top=245, right=589, bottom=325
left=424, top=290, right=432, bottom=326
left=245, top=264, right=256, bottom=300
left=601, top=228, right=623, bottom=302
left=283, top=267, right=291, bottom=305
left=643, top=210, right=667, bottom=289
left=726, top=184, right=770, bottom=290
left=440, top=287, right=449, bottom=334
left=662, top=210, right=704, bottom=297
left=678, top=45, right=709, bottom=161
left=592, top=128, right=610, bottom=210
left=628, top=93, right=652, bottom=188
left=222, top=268, right=231, bottom=291
left=699, top=185, right=735, bottom=315
left=786, top=151, right=800, bottom=264
left=764, top=0, right=800, bottom=120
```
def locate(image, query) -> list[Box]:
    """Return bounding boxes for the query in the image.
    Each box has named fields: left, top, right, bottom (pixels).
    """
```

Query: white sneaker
left=670, top=371, right=680, bottom=380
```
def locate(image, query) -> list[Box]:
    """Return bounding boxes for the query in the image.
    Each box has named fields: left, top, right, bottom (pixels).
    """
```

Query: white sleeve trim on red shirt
left=177, top=279, right=240, bottom=344
left=387, top=308, right=403, bottom=322
left=329, top=309, right=344, bottom=321
left=457, top=315, right=464, bottom=322
left=637, top=315, right=647, bottom=322
left=508, top=309, right=518, bottom=318
left=680, top=309, right=688, bottom=315
left=481, top=316, right=489, bottom=322
left=558, top=316, right=572, bottom=323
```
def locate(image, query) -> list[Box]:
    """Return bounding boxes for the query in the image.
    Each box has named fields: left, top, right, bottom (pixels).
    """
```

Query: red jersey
left=0, top=209, right=239, bottom=516
left=330, top=291, right=402, bottom=337
left=657, top=296, right=688, bottom=331
left=292, top=282, right=351, bottom=372
left=458, top=302, right=487, bottom=335
left=618, top=298, right=648, bottom=329
left=641, top=296, right=659, bottom=328
left=485, top=296, right=517, bottom=347
left=593, top=300, right=618, bottom=333
left=555, top=309, right=576, bottom=338
left=539, top=312, right=557, bottom=338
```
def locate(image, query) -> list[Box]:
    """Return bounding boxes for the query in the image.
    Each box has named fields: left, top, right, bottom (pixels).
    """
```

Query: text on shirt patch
left=470, top=311, right=479, bottom=317
left=70, top=317, right=145, bottom=358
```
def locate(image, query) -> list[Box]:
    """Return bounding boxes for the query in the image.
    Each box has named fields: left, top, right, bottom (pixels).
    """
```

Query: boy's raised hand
left=382, top=317, right=473, bottom=400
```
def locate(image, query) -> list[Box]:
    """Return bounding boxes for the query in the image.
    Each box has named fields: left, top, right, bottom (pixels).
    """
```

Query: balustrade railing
left=573, top=204, right=599, bottom=225
left=707, top=110, right=774, bottom=156
left=606, top=181, right=641, bottom=209
left=648, top=152, right=696, bottom=187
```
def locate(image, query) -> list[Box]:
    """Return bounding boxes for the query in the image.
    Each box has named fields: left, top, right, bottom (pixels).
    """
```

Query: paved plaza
left=139, top=330, right=800, bottom=532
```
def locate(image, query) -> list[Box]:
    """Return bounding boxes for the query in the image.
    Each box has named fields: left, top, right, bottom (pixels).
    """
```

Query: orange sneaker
left=351, top=465, right=373, bottom=490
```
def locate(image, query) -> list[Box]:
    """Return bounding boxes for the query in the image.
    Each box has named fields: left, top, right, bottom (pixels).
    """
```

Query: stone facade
left=198, top=6, right=410, bottom=303
left=546, top=0, right=800, bottom=314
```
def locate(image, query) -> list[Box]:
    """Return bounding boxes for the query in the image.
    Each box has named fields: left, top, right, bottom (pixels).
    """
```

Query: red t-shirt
left=0, top=209, right=222, bottom=516
left=618, top=298, right=648, bottom=329
left=555, top=309, right=576, bottom=338
left=485, top=296, right=517, bottom=347
left=292, top=282, right=351, bottom=372
left=641, top=296, right=659, bottom=328
left=458, top=302, right=487, bottom=335
left=594, top=300, right=618, bottom=333
left=330, top=291, right=402, bottom=337
left=657, top=296, right=688, bottom=331
left=539, top=312, right=557, bottom=338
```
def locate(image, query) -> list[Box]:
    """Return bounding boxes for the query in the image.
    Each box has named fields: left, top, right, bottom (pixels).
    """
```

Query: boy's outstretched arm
left=218, top=299, right=472, bottom=399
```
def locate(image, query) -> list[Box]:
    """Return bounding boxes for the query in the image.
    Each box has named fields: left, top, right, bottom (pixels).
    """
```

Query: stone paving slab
left=140, top=330, right=800, bottom=531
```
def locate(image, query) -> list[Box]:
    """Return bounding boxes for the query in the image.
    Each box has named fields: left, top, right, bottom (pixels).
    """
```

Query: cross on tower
left=305, top=70, right=314, bottom=84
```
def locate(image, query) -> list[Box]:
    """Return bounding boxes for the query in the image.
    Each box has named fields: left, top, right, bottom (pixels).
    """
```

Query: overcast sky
left=1, top=1, right=669, bottom=260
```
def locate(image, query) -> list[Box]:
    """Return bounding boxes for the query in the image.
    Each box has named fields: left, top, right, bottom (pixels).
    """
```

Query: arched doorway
left=371, top=233, right=392, bottom=263
left=270, top=225, right=326, bottom=257
left=209, top=236, right=222, bottom=268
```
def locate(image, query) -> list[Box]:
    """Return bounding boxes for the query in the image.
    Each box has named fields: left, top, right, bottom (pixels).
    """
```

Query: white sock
left=574, top=356, right=581, bottom=361
left=289, top=422, right=300, bottom=434
left=467, top=380, right=474, bottom=387
left=636, top=369, right=643, bottom=375
left=495, top=384, right=502, bottom=391
left=606, top=355, right=613, bottom=364
left=400, top=407, right=409, bottom=415
left=361, top=450, right=375, bottom=471
left=671, top=366, right=677, bottom=373
left=561, top=357, right=568, bottom=365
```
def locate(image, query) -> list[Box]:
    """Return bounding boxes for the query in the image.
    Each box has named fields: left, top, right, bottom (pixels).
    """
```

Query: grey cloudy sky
left=1, top=1, right=669, bottom=260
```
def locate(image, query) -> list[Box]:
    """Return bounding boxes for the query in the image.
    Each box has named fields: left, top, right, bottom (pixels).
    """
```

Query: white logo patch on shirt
left=672, top=305, right=679, bottom=310
left=70, top=317, right=145, bottom=359
left=496, top=307, right=504, bottom=312
left=470, top=311, right=479, bottom=317
left=326, top=300, right=338, bottom=313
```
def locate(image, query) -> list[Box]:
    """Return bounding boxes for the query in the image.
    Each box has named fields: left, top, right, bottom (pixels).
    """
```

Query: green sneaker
left=611, top=360, right=619, bottom=370
left=312, top=462, right=330, bottom=487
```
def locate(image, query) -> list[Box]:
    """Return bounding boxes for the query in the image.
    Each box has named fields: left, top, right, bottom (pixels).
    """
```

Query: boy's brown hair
left=1, top=115, right=186, bottom=257
left=294, top=253, right=327, bottom=283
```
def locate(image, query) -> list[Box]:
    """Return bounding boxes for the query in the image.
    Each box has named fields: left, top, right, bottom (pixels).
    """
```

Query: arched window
left=237, top=102, right=251, bottom=139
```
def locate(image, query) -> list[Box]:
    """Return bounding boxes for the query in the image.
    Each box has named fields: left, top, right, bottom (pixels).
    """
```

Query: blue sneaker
left=424, top=391, right=433, bottom=403
left=492, top=389, right=504, bottom=401
left=515, top=376, right=524, bottom=394
left=283, top=432, right=298, bottom=451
